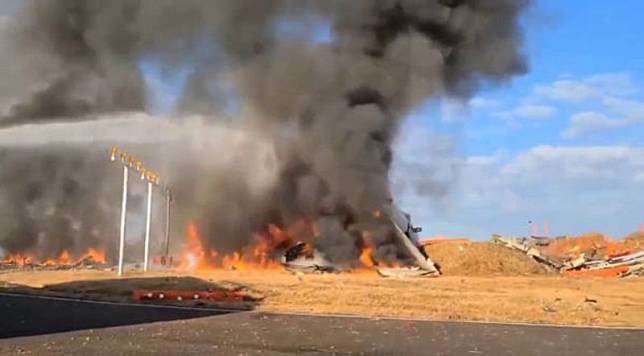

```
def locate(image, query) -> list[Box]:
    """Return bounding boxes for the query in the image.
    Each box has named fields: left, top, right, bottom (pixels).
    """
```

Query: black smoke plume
left=0, top=1, right=529, bottom=264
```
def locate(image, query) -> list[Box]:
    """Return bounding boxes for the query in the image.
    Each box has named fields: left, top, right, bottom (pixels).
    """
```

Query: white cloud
left=493, top=103, right=558, bottom=121
left=393, top=140, right=644, bottom=239
left=603, top=97, right=644, bottom=121
left=586, top=73, right=638, bottom=96
left=466, top=155, right=499, bottom=166
left=535, top=73, right=637, bottom=103
left=635, top=172, right=644, bottom=183
left=560, top=97, right=644, bottom=138
left=469, top=97, right=501, bottom=109
left=513, top=103, right=558, bottom=119
left=535, top=80, right=599, bottom=102
left=501, top=145, right=636, bottom=179
left=440, top=97, right=469, bottom=123
left=562, top=112, right=627, bottom=138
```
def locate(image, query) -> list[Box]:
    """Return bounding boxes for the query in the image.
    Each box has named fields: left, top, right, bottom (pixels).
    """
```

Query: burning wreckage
left=174, top=200, right=442, bottom=278
left=281, top=204, right=440, bottom=277
left=0, top=0, right=530, bottom=279
left=0, top=124, right=440, bottom=278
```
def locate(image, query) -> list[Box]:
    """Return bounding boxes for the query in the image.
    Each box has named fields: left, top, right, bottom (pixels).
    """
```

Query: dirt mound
left=426, top=242, right=551, bottom=276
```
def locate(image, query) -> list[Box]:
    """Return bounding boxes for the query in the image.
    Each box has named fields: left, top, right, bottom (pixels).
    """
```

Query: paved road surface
left=0, top=293, right=642, bottom=355
left=0, top=292, right=229, bottom=338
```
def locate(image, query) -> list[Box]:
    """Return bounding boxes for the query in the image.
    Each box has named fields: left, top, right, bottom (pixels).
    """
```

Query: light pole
left=110, top=147, right=161, bottom=276
left=118, top=165, right=128, bottom=276
left=164, top=187, right=172, bottom=266
left=143, top=180, right=153, bottom=272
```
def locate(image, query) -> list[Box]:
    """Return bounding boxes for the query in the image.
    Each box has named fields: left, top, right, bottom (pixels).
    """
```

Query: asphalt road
left=0, top=292, right=229, bottom=338
left=0, top=293, right=643, bottom=355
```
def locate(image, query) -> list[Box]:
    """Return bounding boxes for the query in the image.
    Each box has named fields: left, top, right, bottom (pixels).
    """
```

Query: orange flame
left=2, top=254, right=33, bottom=266
left=173, top=221, right=413, bottom=273
left=357, top=233, right=406, bottom=271
left=80, top=248, right=107, bottom=264
left=178, top=223, right=210, bottom=271
left=3, top=248, right=107, bottom=267
left=359, top=246, right=375, bottom=267
left=177, top=222, right=313, bottom=272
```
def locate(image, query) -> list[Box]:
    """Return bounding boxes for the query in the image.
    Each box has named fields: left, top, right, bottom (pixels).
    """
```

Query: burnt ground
left=0, top=293, right=643, bottom=356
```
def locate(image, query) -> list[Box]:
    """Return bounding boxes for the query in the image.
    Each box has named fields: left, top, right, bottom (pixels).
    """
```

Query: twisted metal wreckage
left=492, top=235, right=644, bottom=278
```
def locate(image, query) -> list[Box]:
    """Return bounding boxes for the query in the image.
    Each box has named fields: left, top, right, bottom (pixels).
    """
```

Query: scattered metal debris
left=492, top=235, right=644, bottom=278
left=491, top=235, right=562, bottom=270
left=281, top=243, right=345, bottom=274
left=376, top=267, right=438, bottom=278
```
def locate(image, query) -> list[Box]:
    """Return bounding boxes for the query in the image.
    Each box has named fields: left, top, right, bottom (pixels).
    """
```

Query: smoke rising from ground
left=0, top=1, right=529, bottom=264
left=0, top=115, right=280, bottom=260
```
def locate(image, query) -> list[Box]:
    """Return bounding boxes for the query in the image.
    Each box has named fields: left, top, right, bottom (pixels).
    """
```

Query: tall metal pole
left=143, top=181, right=153, bottom=272
left=118, top=166, right=129, bottom=276
left=164, top=187, right=171, bottom=265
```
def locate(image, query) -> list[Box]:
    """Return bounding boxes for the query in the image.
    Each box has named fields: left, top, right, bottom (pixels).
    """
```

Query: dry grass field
left=2, top=269, right=643, bottom=328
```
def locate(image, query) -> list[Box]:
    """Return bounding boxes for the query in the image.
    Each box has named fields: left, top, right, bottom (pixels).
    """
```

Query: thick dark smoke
left=0, top=1, right=529, bottom=264
left=0, top=120, right=279, bottom=261
left=0, top=146, right=121, bottom=258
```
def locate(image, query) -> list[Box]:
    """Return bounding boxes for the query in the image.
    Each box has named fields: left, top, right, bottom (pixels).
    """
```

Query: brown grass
left=2, top=269, right=643, bottom=327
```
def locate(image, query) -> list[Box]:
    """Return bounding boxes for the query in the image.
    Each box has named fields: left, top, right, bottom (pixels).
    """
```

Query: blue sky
left=393, top=1, right=644, bottom=239
left=464, top=0, right=644, bottom=155
left=407, top=0, right=644, bottom=156
left=0, top=0, right=20, bottom=16
left=2, top=1, right=643, bottom=239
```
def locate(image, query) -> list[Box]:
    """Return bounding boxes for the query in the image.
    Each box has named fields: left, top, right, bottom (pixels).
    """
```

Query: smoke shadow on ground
left=0, top=276, right=261, bottom=339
